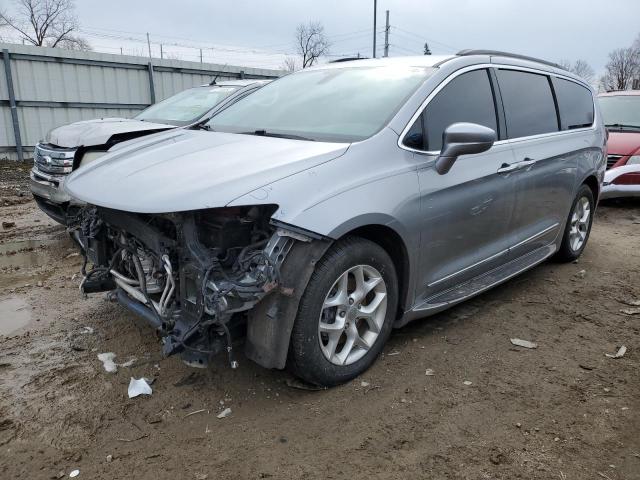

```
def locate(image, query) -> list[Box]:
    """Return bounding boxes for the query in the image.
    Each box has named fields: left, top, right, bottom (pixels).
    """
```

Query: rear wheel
left=288, top=237, right=398, bottom=387
left=555, top=184, right=595, bottom=262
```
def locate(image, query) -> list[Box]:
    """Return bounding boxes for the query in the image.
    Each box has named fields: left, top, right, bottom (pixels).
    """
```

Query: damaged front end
left=71, top=204, right=311, bottom=368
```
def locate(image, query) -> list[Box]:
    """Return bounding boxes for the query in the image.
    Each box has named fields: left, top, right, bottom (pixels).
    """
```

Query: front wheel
left=555, top=184, right=595, bottom=262
left=288, top=237, right=398, bottom=387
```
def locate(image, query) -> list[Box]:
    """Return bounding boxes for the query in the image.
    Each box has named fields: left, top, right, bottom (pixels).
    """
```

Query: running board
left=398, top=244, right=556, bottom=326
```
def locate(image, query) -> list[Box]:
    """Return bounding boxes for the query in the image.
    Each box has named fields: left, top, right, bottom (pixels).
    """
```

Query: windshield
left=207, top=66, right=434, bottom=142
left=598, top=95, right=640, bottom=129
left=136, top=86, right=240, bottom=125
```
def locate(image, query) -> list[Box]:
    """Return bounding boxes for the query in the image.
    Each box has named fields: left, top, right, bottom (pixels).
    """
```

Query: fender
left=245, top=238, right=332, bottom=369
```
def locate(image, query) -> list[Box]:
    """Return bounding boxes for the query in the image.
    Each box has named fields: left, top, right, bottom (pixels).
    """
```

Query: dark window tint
left=497, top=70, right=559, bottom=138
left=403, top=113, right=425, bottom=150
left=553, top=79, right=594, bottom=130
left=422, top=69, right=498, bottom=151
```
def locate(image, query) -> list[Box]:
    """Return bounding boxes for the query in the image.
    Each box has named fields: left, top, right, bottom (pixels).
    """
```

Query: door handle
left=497, top=158, right=537, bottom=174
left=519, top=158, right=537, bottom=168
left=497, top=162, right=520, bottom=173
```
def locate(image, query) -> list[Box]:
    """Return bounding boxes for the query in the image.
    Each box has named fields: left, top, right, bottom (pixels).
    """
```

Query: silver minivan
left=65, top=51, right=605, bottom=387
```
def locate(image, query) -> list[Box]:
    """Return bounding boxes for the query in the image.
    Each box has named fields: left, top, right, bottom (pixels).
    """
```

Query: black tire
left=554, top=184, right=595, bottom=263
left=288, top=236, right=398, bottom=387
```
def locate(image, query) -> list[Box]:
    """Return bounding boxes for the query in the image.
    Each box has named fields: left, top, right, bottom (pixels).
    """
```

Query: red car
left=598, top=91, right=640, bottom=199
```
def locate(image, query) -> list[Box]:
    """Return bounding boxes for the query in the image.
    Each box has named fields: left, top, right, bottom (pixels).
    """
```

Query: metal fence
left=0, top=43, right=282, bottom=160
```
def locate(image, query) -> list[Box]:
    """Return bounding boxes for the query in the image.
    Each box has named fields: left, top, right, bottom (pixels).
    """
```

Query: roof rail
left=456, top=49, right=566, bottom=71
left=329, top=57, right=368, bottom=63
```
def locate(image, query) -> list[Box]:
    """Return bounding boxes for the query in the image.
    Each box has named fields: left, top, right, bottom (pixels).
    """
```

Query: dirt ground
left=0, top=160, right=639, bottom=480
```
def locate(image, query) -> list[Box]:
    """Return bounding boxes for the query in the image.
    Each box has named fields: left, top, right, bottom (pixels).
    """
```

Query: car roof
left=308, top=52, right=587, bottom=87
left=598, top=90, right=640, bottom=97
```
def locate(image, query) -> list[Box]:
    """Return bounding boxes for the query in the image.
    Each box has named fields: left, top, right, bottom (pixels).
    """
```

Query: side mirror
left=435, top=122, right=496, bottom=175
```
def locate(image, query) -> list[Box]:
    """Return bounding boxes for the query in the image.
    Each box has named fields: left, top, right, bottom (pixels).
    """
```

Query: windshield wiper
left=241, top=129, right=315, bottom=141
left=193, top=123, right=212, bottom=131
left=605, top=123, right=640, bottom=130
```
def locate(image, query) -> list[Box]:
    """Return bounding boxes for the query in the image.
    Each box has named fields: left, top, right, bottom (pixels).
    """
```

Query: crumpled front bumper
left=30, top=167, right=71, bottom=204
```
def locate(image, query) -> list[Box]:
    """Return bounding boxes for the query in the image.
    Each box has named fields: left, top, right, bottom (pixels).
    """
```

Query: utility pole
left=199, top=49, right=203, bottom=63
left=146, top=32, right=152, bottom=59
left=383, top=10, right=390, bottom=57
left=372, top=0, right=377, bottom=58
left=160, top=44, right=163, bottom=59
left=120, top=47, right=123, bottom=55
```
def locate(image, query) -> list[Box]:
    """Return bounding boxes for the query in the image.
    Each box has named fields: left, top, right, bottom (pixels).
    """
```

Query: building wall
left=0, top=43, right=282, bottom=160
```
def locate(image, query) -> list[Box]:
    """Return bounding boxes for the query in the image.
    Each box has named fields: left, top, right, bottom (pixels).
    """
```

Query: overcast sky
left=57, top=0, right=640, bottom=72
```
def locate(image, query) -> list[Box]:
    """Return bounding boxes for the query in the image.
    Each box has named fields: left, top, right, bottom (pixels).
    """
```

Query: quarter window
left=403, top=112, right=425, bottom=150
left=496, top=69, right=559, bottom=138
left=553, top=78, right=594, bottom=130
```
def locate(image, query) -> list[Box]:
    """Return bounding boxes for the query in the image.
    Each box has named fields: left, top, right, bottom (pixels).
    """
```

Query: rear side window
left=497, top=70, right=559, bottom=139
left=553, top=78, right=594, bottom=130
left=417, top=69, right=498, bottom=151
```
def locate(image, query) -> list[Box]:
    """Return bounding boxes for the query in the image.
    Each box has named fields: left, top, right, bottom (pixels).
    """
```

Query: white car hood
left=46, top=118, right=173, bottom=148
left=64, top=129, right=349, bottom=213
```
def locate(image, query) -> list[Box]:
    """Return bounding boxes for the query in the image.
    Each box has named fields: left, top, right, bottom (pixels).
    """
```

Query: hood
left=46, top=118, right=174, bottom=148
left=64, top=129, right=349, bottom=213
left=606, top=131, right=640, bottom=156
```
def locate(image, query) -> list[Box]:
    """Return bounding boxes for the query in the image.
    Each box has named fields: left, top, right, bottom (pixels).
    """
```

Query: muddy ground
left=0, top=160, right=639, bottom=480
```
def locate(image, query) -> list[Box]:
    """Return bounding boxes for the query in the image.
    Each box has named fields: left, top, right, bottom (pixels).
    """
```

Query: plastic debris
left=463, top=380, right=473, bottom=386
left=605, top=346, right=627, bottom=359
left=69, top=470, right=80, bottom=478
left=510, top=338, right=538, bottom=349
left=80, top=326, right=94, bottom=334
left=128, top=377, right=153, bottom=398
left=106, top=455, right=113, bottom=463
left=360, top=381, right=370, bottom=387
left=217, top=408, right=232, bottom=419
left=97, top=353, right=118, bottom=373
left=425, top=369, right=435, bottom=376
left=387, top=351, right=400, bottom=356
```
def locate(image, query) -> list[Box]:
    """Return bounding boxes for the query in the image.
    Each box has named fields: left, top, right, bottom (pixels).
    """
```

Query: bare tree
left=0, top=7, right=8, bottom=40
left=280, top=56, right=299, bottom=73
left=295, top=21, right=330, bottom=68
left=572, top=60, right=595, bottom=83
left=559, top=59, right=595, bottom=83
left=0, top=0, right=90, bottom=50
left=599, top=47, right=639, bottom=91
left=56, top=35, right=91, bottom=51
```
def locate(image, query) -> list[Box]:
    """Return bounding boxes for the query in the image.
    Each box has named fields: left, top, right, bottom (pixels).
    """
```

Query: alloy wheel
left=568, top=196, right=591, bottom=252
left=318, top=265, right=388, bottom=366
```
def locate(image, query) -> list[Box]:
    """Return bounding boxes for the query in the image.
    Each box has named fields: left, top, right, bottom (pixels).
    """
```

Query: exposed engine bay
left=69, top=204, right=318, bottom=368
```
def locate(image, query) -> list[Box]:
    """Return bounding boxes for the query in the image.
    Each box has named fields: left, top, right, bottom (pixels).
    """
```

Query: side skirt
left=395, top=243, right=557, bottom=327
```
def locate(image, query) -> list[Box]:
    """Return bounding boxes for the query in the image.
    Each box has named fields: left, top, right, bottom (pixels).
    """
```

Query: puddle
left=0, top=297, right=32, bottom=335
left=0, top=239, right=59, bottom=269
